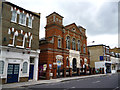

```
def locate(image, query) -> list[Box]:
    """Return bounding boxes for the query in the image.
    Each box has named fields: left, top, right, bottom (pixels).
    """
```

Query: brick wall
left=2, top=2, right=40, bottom=50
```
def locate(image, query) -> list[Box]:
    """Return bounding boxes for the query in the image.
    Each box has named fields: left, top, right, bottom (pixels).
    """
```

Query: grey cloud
left=57, top=1, right=118, bottom=36
left=10, top=0, right=118, bottom=37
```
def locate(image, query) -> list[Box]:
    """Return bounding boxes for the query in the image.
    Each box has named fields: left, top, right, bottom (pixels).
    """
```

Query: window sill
left=66, top=48, right=70, bottom=50
left=11, top=20, right=17, bottom=23
left=18, top=23, right=26, bottom=27
left=26, top=47, right=31, bottom=50
left=58, top=47, right=62, bottom=49
left=8, top=44, right=14, bottom=47
left=28, top=26, right=32, bottom=29
left=16, top=46, right=24, bottom=48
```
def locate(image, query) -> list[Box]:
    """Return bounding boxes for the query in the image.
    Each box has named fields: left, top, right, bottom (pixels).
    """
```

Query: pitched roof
left=46, top=12, right=64, bottom=18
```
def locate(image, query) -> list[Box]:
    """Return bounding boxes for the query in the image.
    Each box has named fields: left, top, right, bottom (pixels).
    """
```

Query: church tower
left=45, top=12, right=64, bottom=38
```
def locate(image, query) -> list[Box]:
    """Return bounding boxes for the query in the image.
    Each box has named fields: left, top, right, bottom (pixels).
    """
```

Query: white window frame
left=8, top=30, right=18, bottom=47
left=29, top=35, right=32, bottom=48
left=22, top=62, right=28, bottom=73
left=28, top=16, right=32, bottom=28
left=19, top=13, right=26, bottom=26
left=11, top=10, right=17, bottom=23
left=0, top=61, right=4, bottom=74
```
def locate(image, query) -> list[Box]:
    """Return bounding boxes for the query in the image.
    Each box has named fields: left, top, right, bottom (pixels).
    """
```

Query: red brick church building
left=39, top=12, right=90, bottom=79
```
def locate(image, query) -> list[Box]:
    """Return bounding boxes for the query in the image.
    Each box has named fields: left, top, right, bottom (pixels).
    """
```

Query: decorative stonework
left=8, top=27, right=33, bottom=48
left=69, top=50, right=80, bottom=68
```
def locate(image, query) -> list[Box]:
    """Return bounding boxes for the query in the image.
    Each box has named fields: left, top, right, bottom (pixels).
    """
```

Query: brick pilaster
left=69, top=68, right=72, bottom=77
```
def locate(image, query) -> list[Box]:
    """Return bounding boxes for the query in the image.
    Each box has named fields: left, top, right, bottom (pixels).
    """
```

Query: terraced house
left=0, top=1, right=40, bottom=83
left=39, top=12, right=90, bottom=80
left=110, top=47, right=120, bottom=73
left=88, top=44, right=111, bottom=74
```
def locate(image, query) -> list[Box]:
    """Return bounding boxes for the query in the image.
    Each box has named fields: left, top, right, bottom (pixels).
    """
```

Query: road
left=3, top=73, right=120, bottom=90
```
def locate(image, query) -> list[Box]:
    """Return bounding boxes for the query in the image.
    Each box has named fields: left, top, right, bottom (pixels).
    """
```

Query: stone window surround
left=11, top=9, right=17, bottom=23
left=8, top=28, right=18, bottom=47
left=28, top=16, right=32, bottom=28
left=19, top=12, right=27, bottom=26
left=72, top=38, right=76, bottom=50
left=22, top=62, right=28, bottom=74
left=83, top=44, right=86, bottom=53
left=8, top=28, right=33, bottom=48
left=11, top=7, right=34, bottom=28
left=57, top=36, right=62, bottom=48
left=66, top=36, right=70, bottom=49
left=58, top=39, right=61, bottom=48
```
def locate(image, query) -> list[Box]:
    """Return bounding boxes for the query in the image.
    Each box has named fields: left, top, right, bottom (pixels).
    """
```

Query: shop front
left=0, top=46, right=39, bottom=83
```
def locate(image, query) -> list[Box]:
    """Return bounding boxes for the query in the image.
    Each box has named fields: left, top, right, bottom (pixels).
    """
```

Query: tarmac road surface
left=2, top=73, right=120, bottom=90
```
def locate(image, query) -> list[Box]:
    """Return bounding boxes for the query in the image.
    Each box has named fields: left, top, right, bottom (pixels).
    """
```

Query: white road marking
left=71, top=86, right=75, bottom=88
left=66, top=81, right=70, bottom=83
left=92, top=81, right=101, bottom=83
left=113, top=87, right=119, bottom=90
left=50, top=83, right=56, bottom=85
left=62, top=82, right=66, bottom=83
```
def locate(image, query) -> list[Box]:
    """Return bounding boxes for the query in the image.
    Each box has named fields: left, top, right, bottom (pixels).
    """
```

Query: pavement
left=2, top=74, right=111, bottom=89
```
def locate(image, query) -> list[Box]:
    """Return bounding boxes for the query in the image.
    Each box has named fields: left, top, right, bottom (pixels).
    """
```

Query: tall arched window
left=78, top=40, right=80, bottom=51
left=83, top=44, right=86, bottom=53
left=8, top=28, right=18, bottom=46
left=72, top=38, right=76, bottom=50
left=22, top=62, right=28, bottom=73
left=58, top=39, right=61, bottom=48
left=66, top=36, right=70, bottom=49
left=16, top=30, right=24, bottom=48
left=0, top=61, right=4, bottom=74
left=66, top=58, right=69, bottom=66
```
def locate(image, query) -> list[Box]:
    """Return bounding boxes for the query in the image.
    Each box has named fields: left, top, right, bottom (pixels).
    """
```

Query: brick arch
left=16, top=30, right=24, bottom=47
left=25, top=32, right=33, bottom=48
left=8, top=28, right=18, bottom=46
left=66, top=35, right=71, bottom=49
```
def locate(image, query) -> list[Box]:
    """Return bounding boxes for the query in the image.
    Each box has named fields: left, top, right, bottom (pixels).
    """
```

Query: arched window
left=66, top=58, right=69, bottom=66
left=78, top=40, right=80, bottom=51
left=8, top=28, right=18, bottom=46
left=66, top=36, right=70, bottom=49
left=25, top=33, right=32, bottom=48
left=16, top=30, right=24, bottom=48
left=80, top=60, right=82, bottom=67
left=0, top=61, right=4, bottom=74
left=58, top=39, right=61, bottom=48
left=22, top=62, right=28, bottom=73
left=83, top=44, right=86, bottom=53
left=72, top=38, right=76, bottom=50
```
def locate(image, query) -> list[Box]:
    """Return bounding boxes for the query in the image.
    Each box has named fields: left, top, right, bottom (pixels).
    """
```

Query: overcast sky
left=8, top=0, right=119, bottom=48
